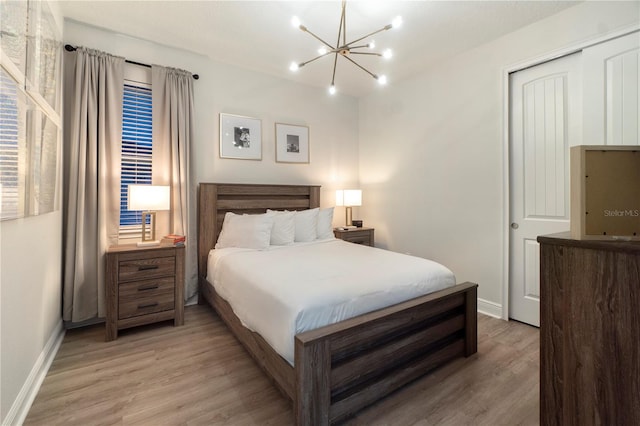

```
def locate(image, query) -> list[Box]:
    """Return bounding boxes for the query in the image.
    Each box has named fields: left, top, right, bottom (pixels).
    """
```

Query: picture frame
left=275, top=123, right=309, bottom=164
left=219, top=113, right=262, bottom=160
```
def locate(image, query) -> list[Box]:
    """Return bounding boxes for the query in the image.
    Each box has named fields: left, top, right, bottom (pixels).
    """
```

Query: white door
left=509, top=31, right=640, bottom=326
left=509, top=53, right=582, bottom=326
left=583, top=32, right=640, bottom=146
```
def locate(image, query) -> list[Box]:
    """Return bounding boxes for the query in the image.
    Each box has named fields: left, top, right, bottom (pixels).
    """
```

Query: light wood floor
left=25, top=305, right=539, bottom=425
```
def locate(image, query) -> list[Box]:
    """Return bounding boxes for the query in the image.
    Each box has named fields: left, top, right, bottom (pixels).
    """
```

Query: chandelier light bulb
left=291, top=16, right=301, bottom=28
left=368, top=40, right=375, bottom=49
left=377, top=75, right=387, bottom=85
left=383, top=49, right=392, bottom=59
left=290, top=62, right=299, bottom=71
left=391, top=16, right=403, bottom=29
left=329, top=85, right=337, bottom=95
left=318, top=47, right=328, bottom=55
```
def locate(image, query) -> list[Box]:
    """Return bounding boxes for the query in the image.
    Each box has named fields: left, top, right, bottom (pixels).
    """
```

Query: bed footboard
left=294, top=281, right=478, bottom=425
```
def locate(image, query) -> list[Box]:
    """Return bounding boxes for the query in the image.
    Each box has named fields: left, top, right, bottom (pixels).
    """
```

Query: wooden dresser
left=105, top=244, right=185, bottom=341
left=538, top=232, right=640, bottom=426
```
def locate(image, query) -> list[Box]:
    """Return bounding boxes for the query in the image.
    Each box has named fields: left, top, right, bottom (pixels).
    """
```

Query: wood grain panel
left=329, top=339, right=466, bottom=424
left=330, top=314, right=465, bottom=392
left=539, top=233, right=640, bottom=426
left=118, top=277, right=175, bottom=319
left=300, top=291, right=465, bottom=355
left=539, top=242, right=564, bottom=426
left=118, top=256, right=175, bottom=282
left=295, top=337, right=331, bottom=426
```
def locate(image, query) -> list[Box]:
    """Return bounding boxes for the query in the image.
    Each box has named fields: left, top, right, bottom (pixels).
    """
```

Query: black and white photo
left=286, top=134, right=299, bottom=153
left=220, top=113, right=262, bottom=160
left=276, top=123, right=309, bottom=163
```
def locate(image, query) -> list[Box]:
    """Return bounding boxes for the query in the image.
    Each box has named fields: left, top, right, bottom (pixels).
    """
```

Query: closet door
left=509, top=53, right=582, bottom=327
left=509, top=31, right=640, bottom=327
left=583, top=31, right=640, bottom=146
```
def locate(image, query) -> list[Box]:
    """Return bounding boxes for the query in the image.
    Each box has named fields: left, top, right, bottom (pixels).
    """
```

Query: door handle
left=511, top=223, right=519, bottom=229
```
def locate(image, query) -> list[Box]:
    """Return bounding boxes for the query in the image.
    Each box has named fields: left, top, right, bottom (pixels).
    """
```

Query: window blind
left=0, top=68, right=25, bottom=220
left=119, top=81, right=152, bottom=232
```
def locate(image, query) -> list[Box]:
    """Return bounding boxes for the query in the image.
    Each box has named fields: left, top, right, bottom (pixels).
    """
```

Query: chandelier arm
left=350, top=52, right=383, bottom=57
left=345, top=25, right=392, bottom=48
left=347, top=44, right=374, bottom=50
left=335, top=1, right=345, bottom=50
left=342, top=55, right=378, bottom=80
left=342, top=0, right=347, bottom=46
left=303, top=28, right=336, bottom=50
left=299, top=52, right=333, bottom=67
left=331, top=52, right=339, bottom=85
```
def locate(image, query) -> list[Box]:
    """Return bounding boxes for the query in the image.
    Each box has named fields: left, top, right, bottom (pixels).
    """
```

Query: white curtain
left=62, top=48, right=124, bottom=322
left=151, top=65, right=196, bottom=300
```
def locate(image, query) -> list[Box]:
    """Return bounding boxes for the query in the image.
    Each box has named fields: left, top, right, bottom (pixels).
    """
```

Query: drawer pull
left=138, top=302, right=158, bottom=309
left=138, top=285, right=159, bottom=292
left=138, top=265, right=159, bottom=271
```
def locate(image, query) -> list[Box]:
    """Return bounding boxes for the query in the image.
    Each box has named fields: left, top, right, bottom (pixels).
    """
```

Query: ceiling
left=58, top=1, right=581, bottom=97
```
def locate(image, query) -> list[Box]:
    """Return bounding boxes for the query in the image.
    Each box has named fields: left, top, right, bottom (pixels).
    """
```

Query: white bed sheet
left=206, top=239, right=456, bottom=365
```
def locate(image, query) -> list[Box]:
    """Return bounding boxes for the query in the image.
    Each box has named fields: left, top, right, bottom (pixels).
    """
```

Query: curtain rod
left=64, top=44, right=199, bottom=80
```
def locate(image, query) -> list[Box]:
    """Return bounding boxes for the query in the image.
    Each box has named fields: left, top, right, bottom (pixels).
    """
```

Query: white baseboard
left=4, top=320, right=65, bottom=426
left=478, top=298, right=503, bottom=319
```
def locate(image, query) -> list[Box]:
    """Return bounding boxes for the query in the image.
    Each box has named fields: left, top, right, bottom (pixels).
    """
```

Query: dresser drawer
left=118, top=277, right=175, bottom=319
left=118, top=256, right=175, bottom=282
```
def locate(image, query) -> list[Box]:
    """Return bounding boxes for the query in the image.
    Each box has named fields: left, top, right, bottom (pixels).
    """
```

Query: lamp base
left=137, top=240, right=161, bottom=247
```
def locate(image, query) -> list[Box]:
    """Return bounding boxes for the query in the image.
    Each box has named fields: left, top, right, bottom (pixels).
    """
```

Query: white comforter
left=206, top=239, right=455, bottom=365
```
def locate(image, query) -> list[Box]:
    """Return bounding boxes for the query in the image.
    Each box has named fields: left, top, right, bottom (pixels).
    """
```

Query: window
left=0, top=69, right=22, bottom=220
left=119, top=79, right=152, bottom=237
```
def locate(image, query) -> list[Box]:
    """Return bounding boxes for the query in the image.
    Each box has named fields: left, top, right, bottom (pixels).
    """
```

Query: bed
left=197, top=183, right=478, bottom=425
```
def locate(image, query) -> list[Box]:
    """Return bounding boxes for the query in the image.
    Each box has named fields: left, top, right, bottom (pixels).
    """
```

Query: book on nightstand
left=162, top=234, right=186, bottom=246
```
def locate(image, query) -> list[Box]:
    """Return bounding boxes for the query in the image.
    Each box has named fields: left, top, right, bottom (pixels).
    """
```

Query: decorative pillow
left=316, top=207, right=335, bottom=240
left=215, top=212, right=274, bottom=250
left=266, top=210, right=295, bottom=245
left=294, top=208, right=319, bottom=242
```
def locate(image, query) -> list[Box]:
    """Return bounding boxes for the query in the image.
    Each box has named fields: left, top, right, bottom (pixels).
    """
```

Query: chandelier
left=289, top=1, right=402, bottom=95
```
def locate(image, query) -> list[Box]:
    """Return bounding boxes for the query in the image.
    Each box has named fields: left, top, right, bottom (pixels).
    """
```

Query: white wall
left=63, top=21, right=360, bottom=297
left=358, top=1, right=640, bottom=314
left=1, top=3, right=65, bottom=423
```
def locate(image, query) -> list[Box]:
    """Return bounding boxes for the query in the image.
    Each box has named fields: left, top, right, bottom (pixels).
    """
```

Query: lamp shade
left=128, top=185, right=170, bottom=211
left=336, top=189, right=362, bottom=207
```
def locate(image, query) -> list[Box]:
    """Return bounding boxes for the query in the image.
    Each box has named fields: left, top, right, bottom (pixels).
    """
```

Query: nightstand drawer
left=342, top=233, right=371, bottom=245
left=118, top=256, right=175, bottom=282
left=118, top=277, right=175, bottom=319
left=334, top=228, right=374, bottom=246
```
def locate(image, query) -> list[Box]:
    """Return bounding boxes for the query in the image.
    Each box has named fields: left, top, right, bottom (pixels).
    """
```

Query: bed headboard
left=197, top=183, right=321, bottom=279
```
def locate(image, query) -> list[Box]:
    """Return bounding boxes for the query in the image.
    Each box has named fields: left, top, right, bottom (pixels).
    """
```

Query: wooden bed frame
left=197, top=183, right=478, bottom=425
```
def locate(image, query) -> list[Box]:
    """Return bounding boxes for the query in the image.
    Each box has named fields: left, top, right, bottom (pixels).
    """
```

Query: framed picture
left=219, top=113, right=262, bottom=160
left=275, top=123, right=309, bottom=164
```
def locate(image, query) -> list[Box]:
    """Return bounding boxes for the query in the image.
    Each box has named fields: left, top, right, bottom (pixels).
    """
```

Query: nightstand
left=333, top=227, right=375, bottom=246
left=105, top=244, right=185, bottom=341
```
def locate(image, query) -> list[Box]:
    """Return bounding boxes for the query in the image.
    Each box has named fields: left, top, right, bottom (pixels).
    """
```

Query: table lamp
left=128, top=184, right=170, bottom=247
left=336, top=189, right=362, bottom=227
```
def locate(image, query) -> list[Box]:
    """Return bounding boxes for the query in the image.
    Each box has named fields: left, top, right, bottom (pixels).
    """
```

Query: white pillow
left=266, top=210, right=295, bottom=245
left=294, top=208, right=319, bottom=242
left=215, top=212, right=274, bottom=250
left=316, top=207, right=335, bottom=240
